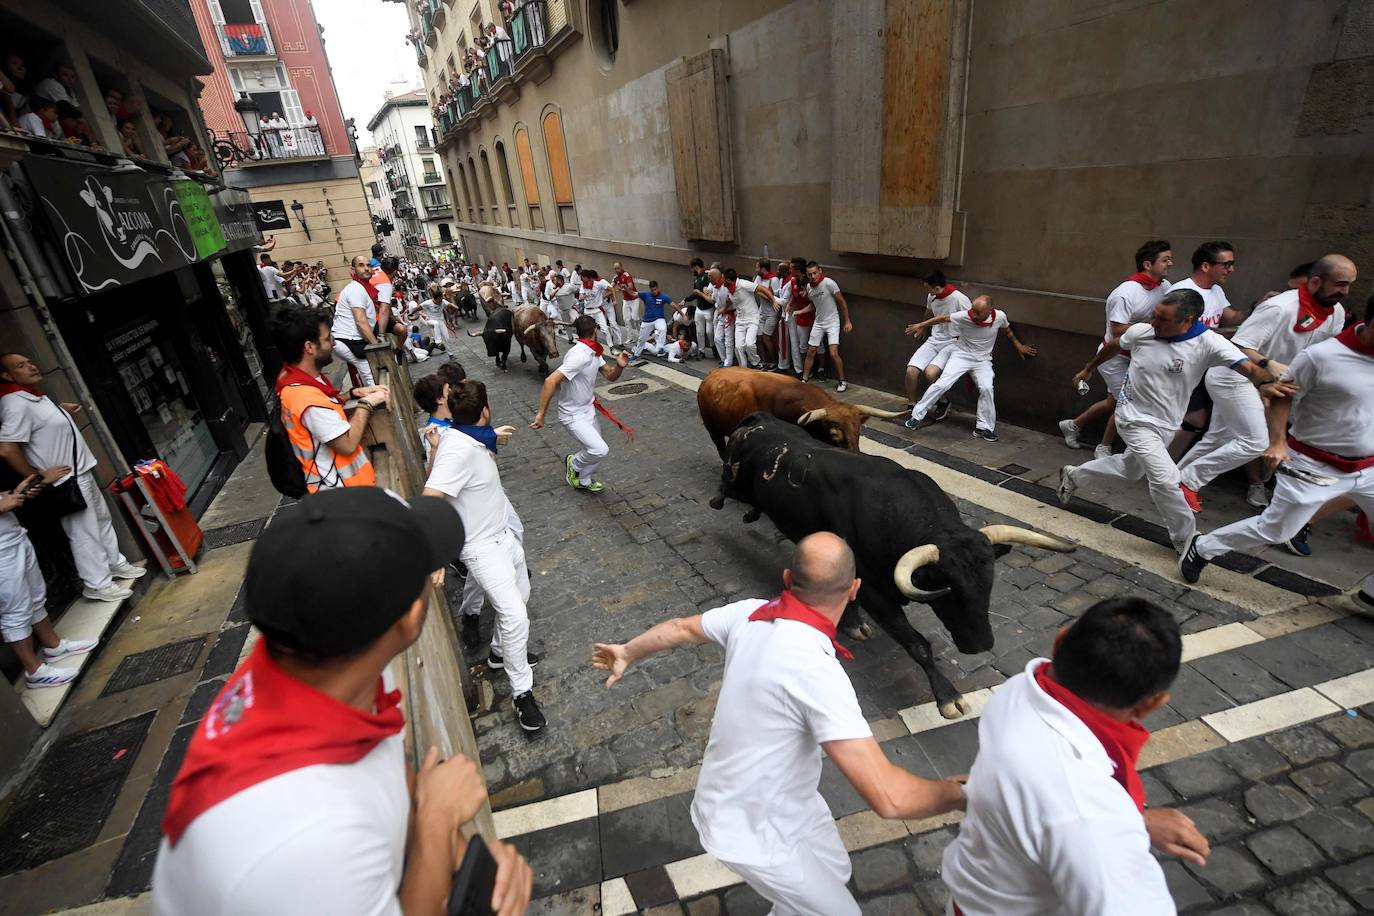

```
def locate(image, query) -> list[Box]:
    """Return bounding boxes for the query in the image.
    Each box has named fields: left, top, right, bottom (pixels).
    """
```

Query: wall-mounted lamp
left=290, top=199, right=310, bottom=240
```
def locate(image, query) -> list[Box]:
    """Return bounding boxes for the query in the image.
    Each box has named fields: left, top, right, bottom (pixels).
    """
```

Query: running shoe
left=1179, top=535, right=1208, bottom=584
left=513, top=691, right=547, bottom=732
left=931, top=400, right=951, bottom=422
left=904, top=417, right=933, bottom=430
left=43, top=639, right=97, bottom=662
left=1179, top=484, right=1203, bottom=513
left=579, top=480, right=605, bottom=493
left=24, top=663, right=77, bottom=689
left=83, top=583, right=132, bottom=602
left=972, top=428, right=999, bottom=441
left=110, top=562, right=147, bottom=580
left=1285, top=524, right=1313, bottom=557
left=1093, top=444, right=1113, bottom=460
left=836, top=381, right=848, bottom=393
left=1058, top=419, right=1083, bottom=450
left=1057, top=466, right=1076, bottom=506
left=1246, top=483, right=1270, bottom=509
left=565, top=454, right=578, bottom=488
left=488, top=649, right=541, bottom=670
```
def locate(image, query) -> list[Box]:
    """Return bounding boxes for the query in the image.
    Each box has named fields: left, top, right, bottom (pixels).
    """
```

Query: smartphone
left=447, top=834, right=499, bottom=916
left=13, top=474, right=40, bottom=496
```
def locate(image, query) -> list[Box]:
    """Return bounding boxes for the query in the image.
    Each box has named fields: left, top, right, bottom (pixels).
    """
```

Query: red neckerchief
left=935, top=283, right=956, bottom=299
left=162, top=640, right=404, bottom=845
left=576, top=337, right=604, bottom=357
left=966, top=308, right=996, bottom=327
left=346, top=278, right=380, bottom=309
left=274, top=364, right=343, bottom=403
left=1126, top=272, right=1162, bottom=291
left=1337, top=323, right=1374, bottom=355
left=1294, top=284, right=1338, bottom=334
left=758, top=270, right=776, bottom=281
left=1033, top=662, right=1148, bottom=812
left=748, top=592, right=853, bottom=659
left=0, top=382, right=44, bottom=398
left=581, top=277, right=595, bottom=290
left=809, top=272, right=827, bottom=289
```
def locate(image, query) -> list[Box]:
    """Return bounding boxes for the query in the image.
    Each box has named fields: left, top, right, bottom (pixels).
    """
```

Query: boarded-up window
left=495, top=141, right=519, bottom=227
left=479, top=150, right=502, bottom=225
left=513, top=125, right=543, bottom=229
left=665, top=49, right=735, bottom=242
left=541, top=110, right=577, bottom=233
left=456, top=162, right=475, bottom=221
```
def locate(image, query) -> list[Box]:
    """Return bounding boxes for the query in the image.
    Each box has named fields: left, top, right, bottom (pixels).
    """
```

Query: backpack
left=264, top=394, right=308, bottom=499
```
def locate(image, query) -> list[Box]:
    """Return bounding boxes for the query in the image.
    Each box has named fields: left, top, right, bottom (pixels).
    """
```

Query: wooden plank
left=879, top=0, right=950, bottom=208
left=665, top=59, right=702, bottom=238
left=513, top=126, right=541, bottom=206
left=542, top=111, right=575, bottom=205
left=708, top=48, right=736, bottom=242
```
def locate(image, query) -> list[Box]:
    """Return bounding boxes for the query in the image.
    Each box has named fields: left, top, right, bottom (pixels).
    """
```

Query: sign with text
left=211, top=187, right=263, bottom=254
left=252, top=199, right=291, bottom=231
left=173, top=180, right=226, bottom=260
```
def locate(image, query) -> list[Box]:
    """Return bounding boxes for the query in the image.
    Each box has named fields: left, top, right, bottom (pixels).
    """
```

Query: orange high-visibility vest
left=279, top=384, right=375, bottom=491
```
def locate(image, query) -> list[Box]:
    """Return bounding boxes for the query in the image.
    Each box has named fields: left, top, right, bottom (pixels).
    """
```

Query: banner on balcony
left=225, top=23, right=268, bottom=55
left=252, top=199, right=291, bottom=231
left=23, top=154, right=203, bottom=297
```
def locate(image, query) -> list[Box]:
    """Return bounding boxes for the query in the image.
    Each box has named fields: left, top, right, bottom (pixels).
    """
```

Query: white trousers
left=719, top=816, right=860, bottom=916
left=62, top=472, right=129, bottom=590
left=633, top=318, right=667, bottom=357
left=694, top=308, right=714, bottom=355
left=463, top=528, right=532, bottom=694
left=911, top=351, right=996, bottom=430
left=460, top=509, right=523, bottom=617
left=540, top=298, right=560, bottom=320
left=621, top=298, right=641, bottom=341
left=1198, top=453, right=1374, bottom=559
left=562, top=411, right=609, bottom=483
left=1068, top=419, right=1196, bottom=552
left=908, top=338, right=955, bottom=371
left=0, top=535, right=47, bottom=642
left=714, top=316, right=736, bottom=367
left=602, top=304, right=624, bottom=346
left=581, top=306, right=615, bottom=350
left=1178, top=367, right=1267, bottom=490
left=734, top=317, right=760, bottom=368
left=334, top=339, right=376, bottom=387
left=786, top=317, right=809, bottom=373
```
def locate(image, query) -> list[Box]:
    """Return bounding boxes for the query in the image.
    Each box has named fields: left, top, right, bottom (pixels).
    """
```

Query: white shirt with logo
left=580, top=279, right=612, bottom=312
left=1104, top=278, right=1171, bottom=344
left=1170, top=277, right=1230, bottom=329
left=556, top=342, right=604, bottom=421
left=949, top=309, right=1008, bottom=359
left=1232, top=289, right=1345, bottom=367
left=807, top=277, right=842, bottom=325
left=1115, top=324, right=1245, bottom=430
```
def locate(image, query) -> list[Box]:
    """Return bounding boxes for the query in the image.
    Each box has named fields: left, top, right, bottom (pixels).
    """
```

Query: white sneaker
left=1057, top=466, right=1077, bottom=505
left=110, top=562, right=147, bottom=580
left=1094, top=444, right=1113, bottom=460
left=25, top=663, right=78, bottom=688
left=1058, top=420, right=1082, bottom=449
left=1246, top=483, right=1270, bottom=509
left=83, top=583, right=133, bottom=602
left=44, top=638, right=97, bottom=662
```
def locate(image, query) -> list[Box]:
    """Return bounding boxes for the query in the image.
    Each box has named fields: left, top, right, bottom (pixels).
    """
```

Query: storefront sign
left=173, top=180, right=226, bottom=260
left=24, top=154, right=201, bottom=296
left=211, top=187, right=262, bottom=254
left=253, top=199, right=291, bottom=231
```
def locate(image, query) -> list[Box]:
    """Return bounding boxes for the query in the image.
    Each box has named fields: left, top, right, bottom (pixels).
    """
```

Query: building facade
left=367, top=89, right=455, bottom=260
left=190, top=0, right=373, bottom=278
left=411, top=0, right=1373, bottom=430
left=360, top=145, right=403, bottom=257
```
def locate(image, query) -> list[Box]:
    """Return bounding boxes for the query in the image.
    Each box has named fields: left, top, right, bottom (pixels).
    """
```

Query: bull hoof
left=708, top=496, right=725, bottom=510
left=937, top=697, right=970, bottom=720
left=843, top=621, right=876, bottom=641
left=742, top=508, right=761, bottom=523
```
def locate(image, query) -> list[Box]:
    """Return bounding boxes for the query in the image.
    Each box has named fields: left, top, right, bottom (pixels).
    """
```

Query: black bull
left=710, top=413, right=1075, bottom=718
left=470, top=307, right=514, bottom=370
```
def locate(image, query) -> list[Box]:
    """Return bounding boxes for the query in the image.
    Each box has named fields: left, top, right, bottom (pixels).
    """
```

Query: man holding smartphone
left=152, top=488, right=532, bottom=916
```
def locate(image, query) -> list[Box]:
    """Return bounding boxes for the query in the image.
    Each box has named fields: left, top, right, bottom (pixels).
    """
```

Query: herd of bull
left=440, top=281, right=565, bottom=375
left=696, top=369, right=1076, bottom=719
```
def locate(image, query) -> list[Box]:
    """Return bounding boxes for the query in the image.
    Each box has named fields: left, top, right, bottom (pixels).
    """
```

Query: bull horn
left=554, top=320, right=574, bottom=327
left=796, top=408, right=829, bottom=425
left=493, top=329, right=509, bottom=335
left=893, top=544, right=952, bottom=601
left=980, top=525, right=1076, bottom=553
left=467, top=330, right=483, bottom=337
left=854, top=404, right=907, bottom=419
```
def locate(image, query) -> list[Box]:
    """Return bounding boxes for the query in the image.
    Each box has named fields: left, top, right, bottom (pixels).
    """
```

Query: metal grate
left=608, top=382, right=649, bottom=396
left=101, top=637, right=206, bottom=697
left=199, top=517, right=267, bottom=551
left=997, top=463, right=1031, bottom=476
left=0, top=712, right=155, bottom=875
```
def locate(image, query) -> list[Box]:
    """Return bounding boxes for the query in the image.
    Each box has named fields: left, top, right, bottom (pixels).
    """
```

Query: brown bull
left=696, top=367, right=904, bottom=457
left=512, top=305, right=563, bottom=375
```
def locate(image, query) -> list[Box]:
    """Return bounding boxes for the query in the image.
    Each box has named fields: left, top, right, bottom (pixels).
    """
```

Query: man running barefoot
left=530, top=315, right=630, bottom=493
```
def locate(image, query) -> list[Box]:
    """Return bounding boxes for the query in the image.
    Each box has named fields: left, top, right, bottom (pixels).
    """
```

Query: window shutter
left=664, top=49, right=735, bottom=242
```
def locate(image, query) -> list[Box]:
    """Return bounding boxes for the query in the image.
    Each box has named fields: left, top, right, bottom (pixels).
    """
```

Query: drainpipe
left=953, top=0, right=975, bottom=215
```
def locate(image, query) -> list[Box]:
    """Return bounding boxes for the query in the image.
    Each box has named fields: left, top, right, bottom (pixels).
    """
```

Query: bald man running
left=593, top=533, right=965, bottom=915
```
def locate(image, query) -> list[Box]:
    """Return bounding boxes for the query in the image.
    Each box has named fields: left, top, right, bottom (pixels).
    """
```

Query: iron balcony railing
left=509, top=0, right=548, bottom=61
left=210, top=127, right=327, bottom=168
left=485, top=42, right=511, bottom=85
left=218, top=20, right=275, bottom=56
left=421, top=172, right=441, bottom=184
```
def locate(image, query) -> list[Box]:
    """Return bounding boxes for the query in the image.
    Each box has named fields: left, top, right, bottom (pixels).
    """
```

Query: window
left=541, top=109, right=577, bottom=233
left=456, top=163, right=475, bottom=221
left=513, top=125, right=543, bottom=230
left=228, top=62, right=303, bottom=125
left=421, top=157, right=438, bottom=182
left=438, top=223, right=452, bottom=243
left=587, top=0, right=619, bottom=70
left=415, top=125, right=431, bottom=148
left=467, top=155, right=486, bottom=223
left=494, top=140, right=519, bottom=228
left=368, top=181, right=380, bottom=199
left=479, top=150, right=501, bottom=225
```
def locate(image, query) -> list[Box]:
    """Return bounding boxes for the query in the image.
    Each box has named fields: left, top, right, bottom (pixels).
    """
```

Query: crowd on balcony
left=425, top=1, right=548, bottom=129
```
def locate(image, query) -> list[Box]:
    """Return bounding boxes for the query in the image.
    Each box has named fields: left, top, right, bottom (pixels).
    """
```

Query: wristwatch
left=1257, top=358, right=1270, bottom=369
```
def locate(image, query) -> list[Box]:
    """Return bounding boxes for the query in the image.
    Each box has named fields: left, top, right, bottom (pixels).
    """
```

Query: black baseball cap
left=245, top=488, right=463, bottom=657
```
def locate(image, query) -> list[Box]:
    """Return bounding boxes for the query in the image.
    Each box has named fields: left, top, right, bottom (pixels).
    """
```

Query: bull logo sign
left=78, top=177, right=161, bottom=270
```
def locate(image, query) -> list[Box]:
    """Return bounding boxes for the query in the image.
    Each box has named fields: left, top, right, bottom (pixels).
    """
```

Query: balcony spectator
left=185, top=143, right=210, bottom=173
left=16, top=98, right=60, bottom=139
left=103, top=88, right=122, bottom=118
left=34, top=61, right=78, bottom=106
left=117, top=120, right=145, bottom=159
left=155, top=112, right=193, bottom=160
left=2, top=53, right=31, bottom=123
left=55, top=101, right=101, bottom=148
left=488, top=22, right=512, bottom=69
left=302, top=110, right=324, bottom=155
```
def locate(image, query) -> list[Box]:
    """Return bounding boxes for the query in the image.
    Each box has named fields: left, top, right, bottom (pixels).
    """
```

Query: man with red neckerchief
left=151, top=487, right=533, bottom=916
left=943, top=597, right=1208, bottom=915
left=593, top=533, right=965, bottom=915
left=905, top=269, right=973, bottom=414
left=1182, top=291, right=1374, bottom=584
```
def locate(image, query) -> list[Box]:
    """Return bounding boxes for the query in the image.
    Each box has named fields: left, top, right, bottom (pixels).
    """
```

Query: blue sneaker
left=904, top=417, right=931, bottom=430
left=1285, top=524, right=1313, bottom=557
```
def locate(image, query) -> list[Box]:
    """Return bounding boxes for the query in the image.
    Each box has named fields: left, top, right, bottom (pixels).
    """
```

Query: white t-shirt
left=690, top=598, right=872, bottom=868
left=333, top=280, right=378, bottom=341
left=730, top=279, right=762, bottom=323
left=581, top=279, right=611, bottom=311
left=928, top=289, right=972, bottom=343
left=949, top=309, right=1008, bottom=359
left=34, top=78, right=73, bottom=105
left=372, top=280, right=395, bottom=307
left=556, top=342, right=604, bottom=421
left=769, top=275, right=792, bottom=312
left=423, top=430, right=514, bottom=555
left=941, top=660, right=1173, bottom=915
left=1285, top=332, right=1374, bottom=457
left=807, top=277, right=842, bottom=324
left=1103, top=278, right=1171, bottom=344
left=1232, top=289, right=1345, bottom=367
left=1115, top=323, right=1245, bottom=429
left=258, top=265, right=284, bottom=299
left=1170, top=277, right=1230, bottom=329
left=0, top=392, right=96, bottom=483
left=150, top=730, right=408, bottom=916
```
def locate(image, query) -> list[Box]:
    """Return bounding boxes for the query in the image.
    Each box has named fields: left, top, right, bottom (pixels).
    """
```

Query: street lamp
left=234, top=92, right=261, bottom=137
left=290, top=199, right=311, bottom=240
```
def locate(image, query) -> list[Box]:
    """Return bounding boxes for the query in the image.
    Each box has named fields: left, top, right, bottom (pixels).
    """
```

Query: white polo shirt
left=0, top=391, right=96, bottom=483
left=1285, top=332, right=1374, bottom=457
left=1115, top=323, right=1245, bottom=430
left=581, top=279, right=612, bottom=311
left=332, top=280, right=378, bottom=341
left=1170, top=277, right=1230, bottom=329
left=949, top=309, right=1008, bottom=359
left=423, top=430, right=514, bottom=556
left=1232, top=289, right=1345, bottom=367
left=941, top=660, right=1174, bottom=915
left=928, top=289, right=972, bottom=343
left=807, top=277, right=842, bottom=325
left=556, top=342, right=604, bottom=422
left=151, top=724, right=408, bottom=916
left=729, top=279, right=762, bottom=324
left=1103, top=278, right=1171, bottom=344
left=690, top=598, right=872, bottom=868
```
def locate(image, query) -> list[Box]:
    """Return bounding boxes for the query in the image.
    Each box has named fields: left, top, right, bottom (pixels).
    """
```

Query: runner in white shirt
left=330, top=255, right=382, bottom=387
left=904, top=295, right=1037, bottom=440
left=1059, top=242, right=1174, bottom=458
left=1167, top=242, right=1245, bottom=460
left=801, top=262, right=855, bottom=392
left=726, top=268, right=778, bottom=369
left=258, top=254, right=285, bottom=300
left=423, top=379, right=545, bottom=732
left=1181, top=300, right=1374, bottom=584
left=1062, top=288, right=1287, bottom=554
left=591, top=534, right=965, bottom=916
left=575, top=270, right=621, bottom=349
left=548, top=271, right=578, bottom=321
left=905, top=270, right=973, bottom=415
left=1178, top=254, right=1355, bottom=511
left=754, top=259, right=785, bottom=371
left=529, top=315, right=631, bottom=492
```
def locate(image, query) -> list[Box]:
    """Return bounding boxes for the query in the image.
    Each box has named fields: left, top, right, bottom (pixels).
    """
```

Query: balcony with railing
left=210, top=126, right=327, bottom=169
left=217, top=20, right=275, bottom=57
left=420, top=0, right=438, bottom=47
left=420, top=170, right=441, bottom=185
left=509, top=0, right=547, bottom=63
